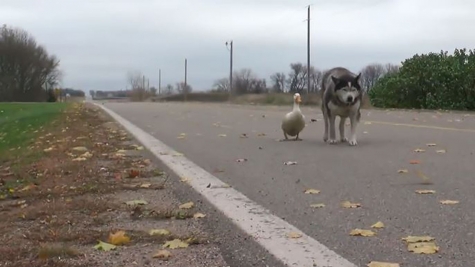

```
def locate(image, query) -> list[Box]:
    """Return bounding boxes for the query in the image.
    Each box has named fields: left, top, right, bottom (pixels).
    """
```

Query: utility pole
left=147, top=78, right=150, bottom=91
left=225, top=40, right=233, bottom=101
left=184, top=58, right=188, bottom=102
left=158, top=69, right=161, bottom=95
left=307, top=5, right=311, bottom=95
left=142, top=75, right=145, bottom=89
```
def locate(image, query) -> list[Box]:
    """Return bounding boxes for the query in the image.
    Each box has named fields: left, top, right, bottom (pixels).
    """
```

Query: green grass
left=0, top=102, right=69, bottom=156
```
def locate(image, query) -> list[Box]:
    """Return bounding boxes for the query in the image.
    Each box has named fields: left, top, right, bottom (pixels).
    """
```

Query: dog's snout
left=347, top=96, right=353, bottom=102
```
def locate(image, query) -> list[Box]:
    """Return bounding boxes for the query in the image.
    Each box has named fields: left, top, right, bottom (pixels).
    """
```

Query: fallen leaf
left=108, top=230, right=130, bottom=246
left=413, top=148, right=426, bottom=153
left=397, top=169, right=409, bottom=173
left=236, top=158, right=248, bottom=162
left=240, top=133, right=248, bottom=138
left=257, top=133, right=266, bottom=136
left=415, top=189, right=436, bottom=194
left=426, top=143, right=437, bottom=147
left=179, top=201, right=194, bottom=209
left=218, top=134, right=227, bottom=137
left=193, top=212, right=206, bottom=219
left=436, top=149, right=446, bottom=154
left=284, top=161, right=298, bottom=165
left=364, top=121, right=372, bottom=125
left=341, top=201, right=361, bottom=208
left=128, top=169, right=140, bottom=178
left=367, top=261, right=400, bottom=267
left=402, top=235, right=435, bottom=243
left=177, top=133, right=186, bottom=139
left=43, top=147, right=55, bottom=152
left=162, top=239, right=189, bottom=249
left=149, top=229, right=171, bottom=236
left=19, top=184, right=36, bottom=192
left=440, top=200, right=459, bottom=205
left=140, top=183, right=152, bottom=188
left=172, top=152, right=184, bottom=157
left=304, top=189, right=320, bottom=194
left=153, top=249, right=172, bottom=260
left=180, top=177, right=190, bottom=183
left=286, top=232, right=302, bottom=239
left=371, top=221, right=385, bottom=229
left=415, top=170, right=432, bottom=184
left=350, top=229, right=376, bottom=237
left=409, top=160, right=421, bottom=164
left=407, top=241, right=439, bottom=254
left=94, top=240, right=116, bottom=251
left=72, top=146, right=88, bottom=152
left=125, top=200, right=148, bottom=206
left=72, top=157, right=87, bottom=161
left=310, top=203, right=325, bottom=208
left=135, top=146, right=144, bottom=150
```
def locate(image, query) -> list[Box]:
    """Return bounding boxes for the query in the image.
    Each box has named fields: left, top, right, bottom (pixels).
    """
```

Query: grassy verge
left=0, top=102, right=69, bottom=158
left=0, top=102, right=225, bottom=267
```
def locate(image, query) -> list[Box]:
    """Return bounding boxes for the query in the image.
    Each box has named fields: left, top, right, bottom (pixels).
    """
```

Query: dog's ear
left=331, top=75, right=339, bottom=85
left=354, top=73, right=361, bottom=83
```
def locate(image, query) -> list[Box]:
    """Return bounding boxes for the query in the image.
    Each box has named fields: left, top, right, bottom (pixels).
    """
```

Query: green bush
left=369, top=48, right=475, bottom=110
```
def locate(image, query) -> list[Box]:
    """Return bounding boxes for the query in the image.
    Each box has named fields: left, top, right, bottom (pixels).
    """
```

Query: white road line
left=97, top=103, right=357, bottom=267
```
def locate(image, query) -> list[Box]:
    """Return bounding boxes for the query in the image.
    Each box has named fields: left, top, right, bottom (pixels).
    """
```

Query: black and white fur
left=321, top=67, right=363, bottom=146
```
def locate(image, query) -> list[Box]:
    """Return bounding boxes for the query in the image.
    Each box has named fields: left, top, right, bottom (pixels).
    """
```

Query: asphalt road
left=104, top=101, right=475, bottom=267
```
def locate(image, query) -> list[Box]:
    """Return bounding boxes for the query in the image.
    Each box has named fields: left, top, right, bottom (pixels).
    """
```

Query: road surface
left=103, top=101, right=475, bottom=267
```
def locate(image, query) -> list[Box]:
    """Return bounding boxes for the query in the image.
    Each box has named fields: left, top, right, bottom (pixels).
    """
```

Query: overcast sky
left=1, top=0, right=473, bottom=92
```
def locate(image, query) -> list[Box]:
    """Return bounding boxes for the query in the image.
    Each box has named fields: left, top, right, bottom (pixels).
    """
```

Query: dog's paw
left=329, top=139, right=338, bottom=144
left=348, top=139, right=358, bottom=146
left=340, top=137, right=348, bottom=142
left=323, top=135, right=328, bottom=142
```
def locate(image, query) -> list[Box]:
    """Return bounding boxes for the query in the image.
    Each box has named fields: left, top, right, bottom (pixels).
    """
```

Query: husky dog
left=321, top=67, right=362, bottom=146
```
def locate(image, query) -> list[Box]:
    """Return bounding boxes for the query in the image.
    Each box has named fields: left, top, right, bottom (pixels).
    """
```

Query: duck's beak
left=296, top=96, right=302, bottom=103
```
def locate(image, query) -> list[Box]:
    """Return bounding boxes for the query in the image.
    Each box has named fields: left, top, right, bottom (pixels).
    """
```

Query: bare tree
left=305, top=66, right=323, bottom=93
left=175, top=82, right=192, bottom=94
left=212, top=78, right=230, bottom=92
left=233, top=68, right=260, bottom=94
left=287, top=63, right=307, bottom=93
left=360, top=63, right=385, bottom=91
left=270, top=72, right=286, bottom=93
left=150, top=86, right=157, bottom=96
left=0, top=24, right=62, bottom=102
left=164, top=84, right=174, bottom=95
left=127, top=70, right=149, bottom=101
left=248, top=78, right=267, bottom=94
left=384, top=63, right=400, bottom=75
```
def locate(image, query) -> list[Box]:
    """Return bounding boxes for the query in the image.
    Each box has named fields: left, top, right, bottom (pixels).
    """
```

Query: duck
left=281, top=93, right=305, bottom=141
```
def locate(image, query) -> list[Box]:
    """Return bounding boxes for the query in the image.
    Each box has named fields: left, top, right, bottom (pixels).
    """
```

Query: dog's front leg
left=339, top=117, right=347, bottom=142
left=328, top=114, right=338, bottom=144
left=323, top=109, right=329, bottom=142
left=348, top=114, right=358, bottom=146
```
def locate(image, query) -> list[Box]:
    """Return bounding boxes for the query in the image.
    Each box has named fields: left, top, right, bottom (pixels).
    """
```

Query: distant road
left=104, top=101, right=475, bottom=267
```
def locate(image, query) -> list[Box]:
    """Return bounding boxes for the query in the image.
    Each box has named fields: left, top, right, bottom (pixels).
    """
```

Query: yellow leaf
left=436, top=149, right=446, bottom=154
left=94, top=240, right=117, bottom=251
left=108, top=230, right=130, bottom=246
left=310, top=203, right=325, bottom=209
left=125, top=200, right=148, bottom=206
left=415, top=189, right=436, bottom=194
left=341, top=201, right=361, bottom=208
left=286, top=232, right=302, bottom=239
left=413, top=148, right=426, bottom=153
left=367, top=261, right=400, bottom=267
left=72, top=157, right=87, bottom=161
left=349, top=229, right=376, bottom=237
left=72, top=146, right=88, bottom=152
left=179, top=201, right=194, bottom=209
left=304, top=189, right=320, bottom=194
left=149, top=229, right=171, bottom=236
left=43, top=147, right=55, bottom=152
left=136, top=146, right=144, bottom=150
left=371, top=221, right=385, bottom=229
left=172, top=152, right=184, bottom=157
left=402, top=235, right=435, bottom=243
left=407, top=241, right=439, bottom=254
left=180, top=177, right=190, bottom=183
left=440, top=199, right=459, bottom=205
left=153, top=249, right=172, bottom=260
left=162, top=239, right=189, bottom=249
left=140, top=183, right=152, bottom=188
left=19, top=184, right=36, bottom=192
left=193, top=212, right=206, bottom=219
left=218, top=134, right=227, bottom=137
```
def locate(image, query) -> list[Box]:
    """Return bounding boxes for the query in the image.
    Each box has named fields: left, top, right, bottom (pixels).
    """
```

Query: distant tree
left=0, top=24, right=62, bottom=102
left=175, top=82, right=192, bottom=94
left=150, top=86, right=157, bottom=96
left=360, top=63, right=385, bottom=91
left=270, top=72, right=286, bottom=93
left=126, top=70, right=149, bottom=101
left=212, top=78, right=230, bottom=92
left=287, top=63, right=306, bottom=93
left=89, top=90, right=95, bottom=98
left=164, top=84, right=174, bottom=95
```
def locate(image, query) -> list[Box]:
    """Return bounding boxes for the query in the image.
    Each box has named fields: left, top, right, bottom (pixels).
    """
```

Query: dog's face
left=331, top=74, right=361, bottom=105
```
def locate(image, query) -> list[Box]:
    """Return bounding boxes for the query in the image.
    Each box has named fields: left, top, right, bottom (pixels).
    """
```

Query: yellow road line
left=364, top=120, right=475, bottom=133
